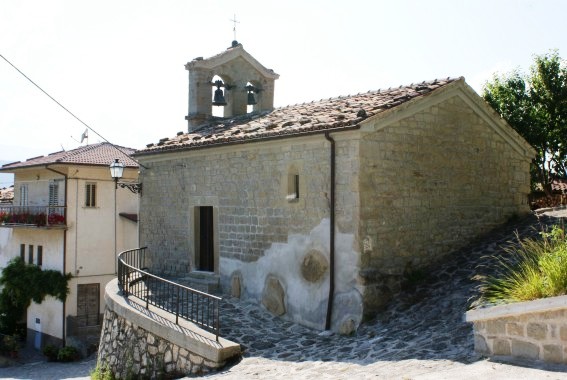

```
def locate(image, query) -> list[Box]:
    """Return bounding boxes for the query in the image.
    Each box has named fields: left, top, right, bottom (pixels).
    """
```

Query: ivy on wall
left=0, top=257, right=72, bottom=335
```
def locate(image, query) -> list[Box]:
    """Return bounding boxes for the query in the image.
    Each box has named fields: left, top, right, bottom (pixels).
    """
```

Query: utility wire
left=0, top=53, right=147, bottom=168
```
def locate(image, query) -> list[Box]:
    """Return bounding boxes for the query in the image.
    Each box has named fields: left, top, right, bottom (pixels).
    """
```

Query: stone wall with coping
left=466, top=295, right=567, bottom=363
left=98, top=309, right=218, bottom=377
left=98, top=279, right=240, bottom=378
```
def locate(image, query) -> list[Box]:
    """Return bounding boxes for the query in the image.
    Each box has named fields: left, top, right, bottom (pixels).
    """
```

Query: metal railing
left=0, top=205, right=66, bottom=228
left=117, top=247, right=221, bottom=341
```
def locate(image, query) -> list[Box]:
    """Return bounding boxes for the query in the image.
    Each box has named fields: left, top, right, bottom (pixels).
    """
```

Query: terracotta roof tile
left=552, top=179, right=567, bottom=192
left=0, top=142, right=138, bottom=171
left=137, top=77, right=461, bottom=156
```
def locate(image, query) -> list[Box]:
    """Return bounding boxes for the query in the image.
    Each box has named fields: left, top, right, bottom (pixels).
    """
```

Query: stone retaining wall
left=97, top=279, right=240, bottom=378
left=466, top=295, right=567, bottom=364
left=98, top=309, right=217, bottom=377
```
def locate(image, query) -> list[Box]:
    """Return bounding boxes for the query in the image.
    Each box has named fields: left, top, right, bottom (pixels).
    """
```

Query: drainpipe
left=324, top=132, right=336, bottom=330
left=46, top=166, right=68, bottom=345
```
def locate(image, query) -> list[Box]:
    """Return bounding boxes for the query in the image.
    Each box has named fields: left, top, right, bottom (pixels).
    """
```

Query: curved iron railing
left=117, top=247, right=221, bottom=341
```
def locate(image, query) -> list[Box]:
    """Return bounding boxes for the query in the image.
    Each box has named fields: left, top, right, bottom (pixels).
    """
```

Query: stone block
left=474, top=334, right=489, bottom=354
left=527, top=322, right=547, bottom=340
left=492, top=339, right=511, bottom=356
left=560, top=326, right=567, bottom=341
left=148, top=345, right=158, bottom=355
left=338, top=318, right=356, bottom=336
left=164, top=349, right=172, bottom=364
left=506, top=322, right=524, bottom=336
left=543, top=344, right=563, bottom=364
left=262, top=276, right=286, bottom=316
left=511, top=339, right=540, bottom=360
left=487, top=319, right=507, bottom=336
left=189, top=353, right=204, bottom=365
left=301, top=249, right=328, bottom=283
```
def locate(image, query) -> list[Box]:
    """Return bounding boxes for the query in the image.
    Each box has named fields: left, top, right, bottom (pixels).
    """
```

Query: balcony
left=0, top=206, right=67, bottom=229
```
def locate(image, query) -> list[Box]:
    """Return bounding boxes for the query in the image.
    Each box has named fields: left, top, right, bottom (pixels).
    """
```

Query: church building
left=133, top=41, right=534, bottom=333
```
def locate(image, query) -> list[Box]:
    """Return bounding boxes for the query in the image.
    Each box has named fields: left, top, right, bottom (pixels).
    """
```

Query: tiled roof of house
left=0, top=186, right=14, bottom=204
left=552, top=178, right=567, bottom=192
left=137, top=77, right=461, bottom=156
left=0, top=142, right=138, bottom=171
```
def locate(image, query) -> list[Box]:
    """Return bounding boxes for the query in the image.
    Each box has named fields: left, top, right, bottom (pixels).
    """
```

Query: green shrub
left=91, top=362, right=116, bottom=380
left=477, top=224, right=567, bottom=305
left=57, top=346, right=80, bottom=362
left=42, top=344, right=59, bottom=361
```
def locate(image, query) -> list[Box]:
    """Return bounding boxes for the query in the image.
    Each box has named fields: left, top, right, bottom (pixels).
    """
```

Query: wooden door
left=77, top=283, right=100, bottom=327
left=198, top=206, right=214, bottom=272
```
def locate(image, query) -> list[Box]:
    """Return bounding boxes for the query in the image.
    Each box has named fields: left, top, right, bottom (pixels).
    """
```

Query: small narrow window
left=19, top=184, right=28, bottom=206
left=28, top=245, right=34, bottom=264
left=287, top=173, right=299, bottom=201
left=49, top=181, right=59, bottom=206
left=20, top=244, right=25, bottom=261
left=37, top=246, right=43, bottom=266
left=85, top=183, right=97, bottom=207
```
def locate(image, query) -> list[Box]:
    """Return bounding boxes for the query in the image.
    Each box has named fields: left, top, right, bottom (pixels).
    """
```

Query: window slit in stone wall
left=287, top=173, right=299, bottom=201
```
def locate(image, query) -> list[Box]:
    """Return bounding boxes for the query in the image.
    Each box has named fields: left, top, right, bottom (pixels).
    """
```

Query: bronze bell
left=212, top=80, right=227, bottom=106
left=246, top=84, right=257, bottom=105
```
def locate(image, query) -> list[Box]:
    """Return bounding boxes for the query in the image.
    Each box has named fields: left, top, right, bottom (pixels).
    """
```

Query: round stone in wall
left=301, top=249, right=328, bottom=283
left=261, top=276, right=286, bottom=316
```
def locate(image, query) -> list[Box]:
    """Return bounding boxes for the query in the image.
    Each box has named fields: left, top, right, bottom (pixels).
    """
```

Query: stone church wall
left=358, top=94, right=532, bottom=316
left=138, top=134, right=363, bottom=331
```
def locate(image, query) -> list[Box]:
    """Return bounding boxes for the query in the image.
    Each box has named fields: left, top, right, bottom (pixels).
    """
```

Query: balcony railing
left=118, top=247, right=222, bottom=341
left=0, top=206, right=66, bottom=228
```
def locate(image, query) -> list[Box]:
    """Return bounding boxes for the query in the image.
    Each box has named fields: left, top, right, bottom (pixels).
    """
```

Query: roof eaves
left=134, top=124, right=362, bottom=158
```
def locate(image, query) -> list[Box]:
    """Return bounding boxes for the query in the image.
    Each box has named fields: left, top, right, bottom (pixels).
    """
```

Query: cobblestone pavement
left=2, top=211, right=567, bottom=379
left=201, top=211, right=567, bottom=379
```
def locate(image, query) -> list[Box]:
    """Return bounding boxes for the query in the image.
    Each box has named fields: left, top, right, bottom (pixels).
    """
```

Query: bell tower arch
left=184, top=41, right=279, bottom=132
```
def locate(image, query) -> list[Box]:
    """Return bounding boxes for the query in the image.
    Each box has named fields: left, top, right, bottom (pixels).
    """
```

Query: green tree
left=483, top=50, right=567, bottom=194
left=0, top=257, right=71, bottom=334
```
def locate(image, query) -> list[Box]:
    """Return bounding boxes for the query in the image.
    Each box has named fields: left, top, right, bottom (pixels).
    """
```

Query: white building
left=0, top=142, right=139, bottom=348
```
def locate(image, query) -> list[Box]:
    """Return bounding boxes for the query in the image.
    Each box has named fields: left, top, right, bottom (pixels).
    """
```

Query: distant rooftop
left=0, top=142, right=138, bottom=171
left=0, top=185, right=14, bottom=204
left=137, top=77, right=462, bottom=156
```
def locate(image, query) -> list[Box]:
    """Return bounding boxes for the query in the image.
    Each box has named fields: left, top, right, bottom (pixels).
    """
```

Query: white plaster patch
left=220, top=218, right=361, bottom=331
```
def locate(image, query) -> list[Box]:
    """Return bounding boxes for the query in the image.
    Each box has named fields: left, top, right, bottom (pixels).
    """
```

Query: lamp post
left=109, top=159, right=124, bottom=273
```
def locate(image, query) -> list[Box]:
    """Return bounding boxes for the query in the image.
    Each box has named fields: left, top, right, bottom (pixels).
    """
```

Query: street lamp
left=109, top=158, right=124, bottom=273
left=109, top=159, right=125, bottom=187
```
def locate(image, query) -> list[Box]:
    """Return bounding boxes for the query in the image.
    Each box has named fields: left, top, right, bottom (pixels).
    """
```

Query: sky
left=1, top=0, right=566, bottom=187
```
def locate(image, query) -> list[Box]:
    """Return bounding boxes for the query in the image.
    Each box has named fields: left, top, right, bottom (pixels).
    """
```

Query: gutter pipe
left=324, top=132, right=336, bottom=330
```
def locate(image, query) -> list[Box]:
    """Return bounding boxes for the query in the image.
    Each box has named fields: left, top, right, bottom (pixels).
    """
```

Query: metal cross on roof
left=230, top=14, right=240, bottom=41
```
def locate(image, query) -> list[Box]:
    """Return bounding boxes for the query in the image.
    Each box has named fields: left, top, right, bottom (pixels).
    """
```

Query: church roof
left=137, top=77, right=461, bottom=156
left=0, top=142, right=138, bottom=171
